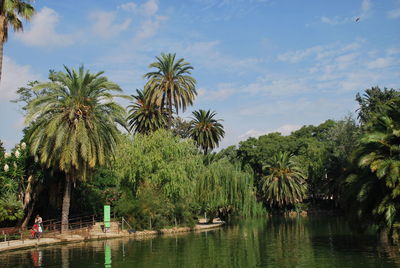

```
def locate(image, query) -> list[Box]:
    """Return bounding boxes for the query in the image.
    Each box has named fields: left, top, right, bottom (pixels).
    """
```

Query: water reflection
left=30, top=249, right=43, bottom=267
left=0, top=217, right=399, bottom=267
left=104, top=242, right=112, bottom=268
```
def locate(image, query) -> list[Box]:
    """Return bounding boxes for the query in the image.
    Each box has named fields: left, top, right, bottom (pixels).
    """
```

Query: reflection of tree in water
left=117, top=224, right=264, bottom=268
left=261, top=217, right=316, bottom=267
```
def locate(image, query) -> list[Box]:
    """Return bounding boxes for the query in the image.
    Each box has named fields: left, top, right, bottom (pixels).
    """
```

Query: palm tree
left=189, top=109, right=225, bottom=154
left=262, top=152, right=307, bottom=207
left=347, top=98, right=400, bottom=232
left=0, top=0, right=35, bottom=82
left=127, top=89, right=167, bottom=134
left=25, top=66, right=125, bottom=233
left=355, top=87, right=400, bottom=124
left=144, top=53, right=197, bottom=128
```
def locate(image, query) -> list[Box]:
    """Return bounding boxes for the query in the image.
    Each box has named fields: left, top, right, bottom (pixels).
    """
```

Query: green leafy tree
left=0, top=0, right=34, bottom=81
left=25, top=66, right=126, bottom=232
left=324, top=115, right=360, bottom=205
left=196, top=158, right=264, bottom=222
left=171, top=116, right=191, bottom=139
left=189, top=109, right=225, bottom=154
left=262, top=152, right=307, bottom=208
left=127, top=89, right=167, bottom=134
left=114, top=130, right=202, bottom=228
left=238, top=133, right=298, bottom=175
left=144, top=53, right=197, bottom=128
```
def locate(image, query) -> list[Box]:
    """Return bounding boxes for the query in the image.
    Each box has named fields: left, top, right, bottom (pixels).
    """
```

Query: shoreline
left=0, top=221, right=225, bottom=253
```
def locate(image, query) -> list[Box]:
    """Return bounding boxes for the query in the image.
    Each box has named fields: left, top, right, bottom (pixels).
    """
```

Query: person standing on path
left=35, top=215, right=43, bottom=235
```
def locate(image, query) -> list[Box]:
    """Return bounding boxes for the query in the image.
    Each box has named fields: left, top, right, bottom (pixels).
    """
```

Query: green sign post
left=104, top=205, right=111, bottom=231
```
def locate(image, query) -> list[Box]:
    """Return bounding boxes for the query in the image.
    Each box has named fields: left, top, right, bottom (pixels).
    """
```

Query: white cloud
left=0, top=57, right=39, bottom=102
left=134, top=15, right=167, bottom=41
left=142, top=0, right=159, bottom=16
left=367, top=57, right=395, bottom=69
left=387, top=47, right=400, bottom=55
left=335, top=52, right=359, bottom=70
left=275, top=124, right=302, bottom=135
left=320, top=16, right=349, bottom=25
left=243, top=75, right=310, bottom=96
left=119, top=2, right=137, bottom=12
left=90, top=11, right=131, bottom=38
left=16, top=7, right=75, bottom=47
left=388, top=8, right=400, bottom=19
left=181, top=40, right=262, bottom=73
left=277, top=46, right=323, bottom=63
left=239, top=99, right=354, bottom=120
left=238, top=124, right=301, bottom=140
left=238, top=129, right=266, bottom=140
left=197, top=83, right=237, bottom=101
left=129, top=0, right=167, bottom=42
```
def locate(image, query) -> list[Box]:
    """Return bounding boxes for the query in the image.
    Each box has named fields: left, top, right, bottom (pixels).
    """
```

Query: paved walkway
left=0, top=221, right=225, bottom=253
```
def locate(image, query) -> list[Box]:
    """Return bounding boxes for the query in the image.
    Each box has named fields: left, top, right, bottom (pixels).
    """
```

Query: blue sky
left=0, top=0, right=399, bottom=150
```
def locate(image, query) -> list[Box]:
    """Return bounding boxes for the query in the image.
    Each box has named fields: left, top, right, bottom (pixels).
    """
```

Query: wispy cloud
left=118, top=2, right=137, bottom=12
left=134, top=15, right=167, bottom=42
left=131, top=0, right=168, bottom=42
left=320, top=0, right=372, bottom=25
left=388, top=8, right=400, bottom=18
left=90, top=11, right=132, bottom=38
left=367, top=57, right=395, bottom=69
left=197, top=83, right=237, bottom=101
left=16, top=7, right=76, bottom=47
left=0, top=57, right=40, bottom=102
left=180, top=40, right=263, bottom=74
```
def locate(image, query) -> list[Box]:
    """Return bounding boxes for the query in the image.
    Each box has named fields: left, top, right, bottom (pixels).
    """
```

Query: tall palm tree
left=127, top=89, right=167, bottom=134
left=25, top=66, right=125, bottom=233
left=144, top=53, right=197, bottom=128
left=262, top=152, right=307, bottom=207
left=189, top=109, right=225, bottom=154
left=0, top=0, right=34, bottom=82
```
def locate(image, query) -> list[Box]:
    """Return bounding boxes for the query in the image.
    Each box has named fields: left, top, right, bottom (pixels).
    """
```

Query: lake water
left=1, top=217, right=399, bottom=267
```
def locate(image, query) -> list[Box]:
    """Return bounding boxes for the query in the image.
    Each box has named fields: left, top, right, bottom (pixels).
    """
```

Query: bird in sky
left=355, top=17, right=360, bottom=22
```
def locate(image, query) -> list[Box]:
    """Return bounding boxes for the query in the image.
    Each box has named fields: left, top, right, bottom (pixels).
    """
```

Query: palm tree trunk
left=0, top=8, right=4, bottom=83
left=168, top=100, right=173, bottom=129
left=0, top=39, right=4, bottom=83
left=61, top=172, right=72, bottom=233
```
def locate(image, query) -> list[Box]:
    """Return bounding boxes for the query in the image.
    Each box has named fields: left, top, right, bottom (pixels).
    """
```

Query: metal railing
left=0, top=213, right=105, bottom=244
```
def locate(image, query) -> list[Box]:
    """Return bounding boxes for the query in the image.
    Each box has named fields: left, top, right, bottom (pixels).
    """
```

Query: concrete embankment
left=0, top=221, right=224, bottom=253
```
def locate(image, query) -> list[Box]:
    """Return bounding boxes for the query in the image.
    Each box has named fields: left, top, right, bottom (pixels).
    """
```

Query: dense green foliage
left=345, top=97, right=400, bottom=235
left=355, top=86, right=400, bottom=124
left=196, top=159, right=264, bottom=221
left=112, top=130, right=262, bottom=229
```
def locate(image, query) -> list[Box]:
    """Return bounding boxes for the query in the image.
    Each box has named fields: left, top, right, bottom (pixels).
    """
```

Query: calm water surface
left=1, top=217, right=400, bottom=267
